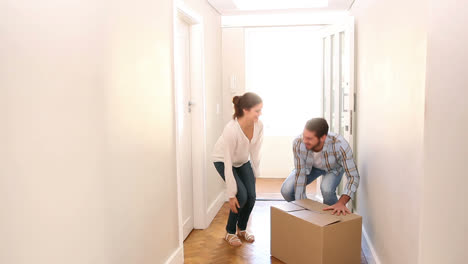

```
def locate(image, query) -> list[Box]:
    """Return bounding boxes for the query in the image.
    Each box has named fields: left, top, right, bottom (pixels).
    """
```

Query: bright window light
left=234, top=0, right=328, bottom=10
left=245, top=27, right=323, bottom=136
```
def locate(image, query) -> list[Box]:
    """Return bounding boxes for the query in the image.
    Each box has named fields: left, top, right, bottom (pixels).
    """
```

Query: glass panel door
left=318, top=18, right=355, bottom=209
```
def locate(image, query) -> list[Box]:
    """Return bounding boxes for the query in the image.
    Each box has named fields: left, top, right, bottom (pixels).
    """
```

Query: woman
left=212, top=92, right=263, bottom=247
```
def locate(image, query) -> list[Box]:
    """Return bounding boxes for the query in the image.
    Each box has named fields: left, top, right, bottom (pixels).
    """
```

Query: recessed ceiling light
left=233, top=0, right=329, bottom=10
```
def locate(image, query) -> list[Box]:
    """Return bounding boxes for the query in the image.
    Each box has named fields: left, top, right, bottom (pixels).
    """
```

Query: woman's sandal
left=237, top=230, right=255, bottom=243
left=225, top=233, right=242, bottom=247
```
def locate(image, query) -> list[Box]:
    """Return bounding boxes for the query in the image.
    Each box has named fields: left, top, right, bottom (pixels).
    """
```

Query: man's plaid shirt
left=293, top=132, right=360, bottom=201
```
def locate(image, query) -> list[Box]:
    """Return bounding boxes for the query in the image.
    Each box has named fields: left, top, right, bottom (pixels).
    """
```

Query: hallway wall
left=420, top=0, right=468, bottom=263
left=222, top=28, right=246, bottom=124
left=105, top=0, right=180, bottom=263
left=350, top=0, right=427, bottom=263
left=0, top=0, right=180, bottom=263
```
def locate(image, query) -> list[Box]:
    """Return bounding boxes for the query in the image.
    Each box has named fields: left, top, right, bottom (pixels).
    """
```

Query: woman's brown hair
left=232, top=92, right=262, bottom=119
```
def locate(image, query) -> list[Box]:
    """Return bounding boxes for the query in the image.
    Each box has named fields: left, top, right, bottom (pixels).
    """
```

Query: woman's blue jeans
left=214, top=161, right=256, bottom=234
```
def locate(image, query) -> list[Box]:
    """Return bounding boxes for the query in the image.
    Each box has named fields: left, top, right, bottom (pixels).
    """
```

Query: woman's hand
left=229, top=197, right=240, bottom=213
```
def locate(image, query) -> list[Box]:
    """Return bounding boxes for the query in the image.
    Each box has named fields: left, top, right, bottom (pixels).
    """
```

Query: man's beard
left=306, top=142, right=321, bottom=151
left=311, top=142, right=322, bottom=152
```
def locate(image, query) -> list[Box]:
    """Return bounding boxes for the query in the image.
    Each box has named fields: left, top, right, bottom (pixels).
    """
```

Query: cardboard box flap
left=272, top=203, right=304, bottom=212
left=292, top=199, right=327, bottom=211
left=289, top=210, right=341, bottom=227
left=292, top=199, right=362, bottom=222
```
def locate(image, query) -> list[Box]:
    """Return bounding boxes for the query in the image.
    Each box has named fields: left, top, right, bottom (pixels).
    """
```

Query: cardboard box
left=271, top=199, right=362, bottom=264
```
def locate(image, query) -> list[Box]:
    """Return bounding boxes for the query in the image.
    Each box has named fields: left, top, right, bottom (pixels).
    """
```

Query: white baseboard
left=362, top=226, right=381, bottom=264
left=206, top=190, right=226, bottom=228
left=165, top=245, right=184, bottom=264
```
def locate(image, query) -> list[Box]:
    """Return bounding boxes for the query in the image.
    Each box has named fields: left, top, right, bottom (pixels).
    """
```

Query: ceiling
left=207, top=0, right=355, bottom=15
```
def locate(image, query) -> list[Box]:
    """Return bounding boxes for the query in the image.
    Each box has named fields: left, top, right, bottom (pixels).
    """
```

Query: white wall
left=0, top=0, right=180, bottom=263
left=105, top=0, right=180, bottom=262
left=260, top=136, right=296, bottom=178
left=419, top=1, right=468, bottom=263
left=350, top=0, right=427, bottom=263
left=222, top=28, right=246, bottom=124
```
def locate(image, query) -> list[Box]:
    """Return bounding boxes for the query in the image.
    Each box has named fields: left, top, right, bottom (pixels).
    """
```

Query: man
left=281, top=118, right=360, bottom=215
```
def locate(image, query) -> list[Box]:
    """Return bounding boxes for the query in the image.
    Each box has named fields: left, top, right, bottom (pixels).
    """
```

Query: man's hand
left=323, top=195, right=351, bottom=216
left=323, top=202, right=351, bottom=216
left=229, top=197, right=240, bottom=214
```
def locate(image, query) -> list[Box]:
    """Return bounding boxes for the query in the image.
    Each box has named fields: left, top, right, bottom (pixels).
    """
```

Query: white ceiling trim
left=221, top=12, right=352, bottom=28
left=208, top=0, right=355, bottom=15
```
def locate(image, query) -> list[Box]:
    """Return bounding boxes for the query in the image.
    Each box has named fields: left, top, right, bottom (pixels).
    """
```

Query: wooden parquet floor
left=183, top=201, right=368, bottom=264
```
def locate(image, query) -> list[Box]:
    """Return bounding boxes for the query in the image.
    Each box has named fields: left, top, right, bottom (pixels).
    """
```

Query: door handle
left=188, top=101, right=195, bottom=113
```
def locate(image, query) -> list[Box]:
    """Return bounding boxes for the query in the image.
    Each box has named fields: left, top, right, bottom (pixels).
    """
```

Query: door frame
left=173, top=0, right=207, bottom=248
left=320, top=17, right=355, bottom=148
left=316, top=17, right=356, bottom=209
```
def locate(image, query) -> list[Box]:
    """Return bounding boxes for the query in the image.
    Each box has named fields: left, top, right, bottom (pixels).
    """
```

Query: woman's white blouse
left=212, top=119, right=263, bottom=198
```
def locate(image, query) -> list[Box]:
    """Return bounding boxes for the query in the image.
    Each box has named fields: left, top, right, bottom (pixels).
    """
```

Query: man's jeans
left=280, top=167, right=344, bottom=205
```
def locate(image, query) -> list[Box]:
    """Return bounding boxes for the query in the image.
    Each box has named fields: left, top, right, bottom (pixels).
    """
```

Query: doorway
left=242, top=20, right=355, bottom=204
left=173, top=2, right=208, bottom=248
left=244, top=26, right=323, bottom=199
left=175, top=14, right=194, bottom=240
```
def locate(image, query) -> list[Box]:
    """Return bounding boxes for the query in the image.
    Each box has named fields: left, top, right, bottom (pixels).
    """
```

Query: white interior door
left=317, top=18, right=356, bottom=205
left=175, top=15, right=194, bottom=240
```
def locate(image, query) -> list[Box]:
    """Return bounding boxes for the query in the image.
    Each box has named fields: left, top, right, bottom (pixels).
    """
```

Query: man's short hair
left=305, top=118, right=329, bottom=138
